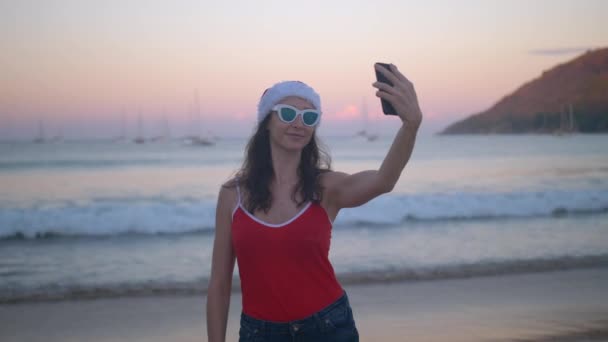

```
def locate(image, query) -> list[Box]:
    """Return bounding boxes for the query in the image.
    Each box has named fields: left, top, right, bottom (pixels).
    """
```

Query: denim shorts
left=239, top=291, right=359, bottom=342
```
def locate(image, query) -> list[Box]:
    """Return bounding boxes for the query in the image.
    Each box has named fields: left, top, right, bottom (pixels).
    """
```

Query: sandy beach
left=2, top=267, right=608, bottom=342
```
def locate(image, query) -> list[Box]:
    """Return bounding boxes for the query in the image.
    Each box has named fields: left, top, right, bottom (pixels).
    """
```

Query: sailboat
left=355, top=98, right=378, bottom=142
left=554, top=104, right=578, bottom=136
left=133, top=112, right=145, bottom=144
left=182, top=90, right=214, bottom=147
left=150, top=113, right=170, bottom=143
left=33, top=120, right=45, bottom=143
left=112, top=111, right=128, bottom=143
left=49, top=127, right=64, bottom=143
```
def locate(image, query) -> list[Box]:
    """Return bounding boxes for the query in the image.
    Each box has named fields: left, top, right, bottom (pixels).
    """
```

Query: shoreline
left=0, top=260, right=608, bottom=305
left=2, top=267, right=608, bottom=341
left=3, top=256, right=608, bottom=305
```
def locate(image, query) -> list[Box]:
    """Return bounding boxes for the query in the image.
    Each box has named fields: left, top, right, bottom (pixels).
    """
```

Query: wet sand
left=1, top=267, right=608, bottom=341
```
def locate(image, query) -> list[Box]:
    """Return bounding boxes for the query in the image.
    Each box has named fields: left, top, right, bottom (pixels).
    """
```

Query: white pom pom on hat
left=257, top=80, right=322, bottom=125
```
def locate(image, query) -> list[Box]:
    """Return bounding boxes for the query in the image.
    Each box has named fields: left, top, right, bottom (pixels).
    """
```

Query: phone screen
left=375, top=63, right=398, bottom=115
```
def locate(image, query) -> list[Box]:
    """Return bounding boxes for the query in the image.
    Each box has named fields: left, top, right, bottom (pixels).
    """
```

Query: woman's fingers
left=372, top=81, right=399, bottom=95
left=389, top=64, right=409, bottom=83
left=374, top=63, right=400, bottom=86
left=375, top=90, right=398, bottom=104
left=377, top=64, right=413, bottom=97
left=373, top=63, right=423, bottom=127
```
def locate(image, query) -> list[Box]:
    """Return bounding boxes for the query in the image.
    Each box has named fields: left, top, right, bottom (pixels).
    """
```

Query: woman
left=207, top=63, right=422, bottom=342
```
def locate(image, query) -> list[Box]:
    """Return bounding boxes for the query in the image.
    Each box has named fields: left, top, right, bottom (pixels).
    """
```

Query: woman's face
left=267, top=96, right=317, bottom=151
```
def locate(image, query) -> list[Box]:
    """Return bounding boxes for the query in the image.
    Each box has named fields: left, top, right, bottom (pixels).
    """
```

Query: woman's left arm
left=326, top=63, right=422, bottom=209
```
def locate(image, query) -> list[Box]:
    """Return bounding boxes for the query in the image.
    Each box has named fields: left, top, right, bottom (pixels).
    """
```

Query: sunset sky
left=0, top=0, right=606, bottom=139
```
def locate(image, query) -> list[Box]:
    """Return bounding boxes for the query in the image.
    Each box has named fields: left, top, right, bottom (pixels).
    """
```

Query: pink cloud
left=332, top=104, right=359, bottom=121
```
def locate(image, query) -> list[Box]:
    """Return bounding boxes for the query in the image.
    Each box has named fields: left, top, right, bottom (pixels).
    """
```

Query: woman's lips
left=286, top=133, right=304, bottom=138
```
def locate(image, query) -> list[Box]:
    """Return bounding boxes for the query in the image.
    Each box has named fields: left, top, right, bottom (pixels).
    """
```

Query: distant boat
left=355, top=98, right=379, bottom=142
left=181, top=135, right=214, bottom=146
left=133, top=112, right=146, bottom=144
left=554, top=103, right=578, bottom=136
left=366, top=133, right=379, bottom=142
left=150, top=114, right=171, bottom=143
left=49, top=134, right=64, bottom=143
left=182, top=90, right=215, bottom=147
left=33, top=120, right=45, bottom=143
left=112, top=111, right=128, bottom=143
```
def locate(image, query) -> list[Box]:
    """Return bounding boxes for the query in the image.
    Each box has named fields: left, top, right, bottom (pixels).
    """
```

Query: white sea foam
left=1, top=188, right=606, bottom=239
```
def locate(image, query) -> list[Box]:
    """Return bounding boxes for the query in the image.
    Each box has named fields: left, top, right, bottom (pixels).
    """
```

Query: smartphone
left=375, top=62, right=398, bottom=115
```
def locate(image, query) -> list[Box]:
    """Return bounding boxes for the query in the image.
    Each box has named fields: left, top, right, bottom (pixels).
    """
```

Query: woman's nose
left=291, top=114, right=305, bottom=127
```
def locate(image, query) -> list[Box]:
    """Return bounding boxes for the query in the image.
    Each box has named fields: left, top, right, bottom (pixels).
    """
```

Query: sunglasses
left=272, top=104, right=321, bottom=127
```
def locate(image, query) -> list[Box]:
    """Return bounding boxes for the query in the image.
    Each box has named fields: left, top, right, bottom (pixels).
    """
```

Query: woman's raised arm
left=325, top=64, right=423, bottom=210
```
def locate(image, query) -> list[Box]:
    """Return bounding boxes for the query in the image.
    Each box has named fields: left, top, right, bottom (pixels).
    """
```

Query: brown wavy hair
left=225, top=114, right=332, bottom=214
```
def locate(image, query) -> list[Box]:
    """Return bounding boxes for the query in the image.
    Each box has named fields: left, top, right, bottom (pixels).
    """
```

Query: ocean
left=1, top=133, right=607, bottom=303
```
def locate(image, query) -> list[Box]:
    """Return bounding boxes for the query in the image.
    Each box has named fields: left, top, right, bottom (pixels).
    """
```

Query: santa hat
left=257, top=80, right=322, bottom=125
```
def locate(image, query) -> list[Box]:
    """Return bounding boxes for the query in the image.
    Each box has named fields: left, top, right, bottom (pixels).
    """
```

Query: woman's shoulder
left=222, top=176, right=240, bottom=189
left=218, top=177, right=241, bottom=211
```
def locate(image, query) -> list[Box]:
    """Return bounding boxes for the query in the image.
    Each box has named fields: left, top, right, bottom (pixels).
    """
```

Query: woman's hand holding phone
left=373, top=63, right=423, bottom=129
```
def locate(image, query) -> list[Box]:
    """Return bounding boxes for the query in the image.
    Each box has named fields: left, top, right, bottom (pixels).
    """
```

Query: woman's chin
left=282, top=139, right=308, bottom=151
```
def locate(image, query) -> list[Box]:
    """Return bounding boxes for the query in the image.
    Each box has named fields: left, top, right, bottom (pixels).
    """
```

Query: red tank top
left=231, top=182, right=344, bottom=322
